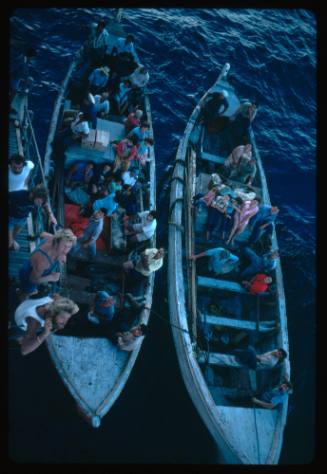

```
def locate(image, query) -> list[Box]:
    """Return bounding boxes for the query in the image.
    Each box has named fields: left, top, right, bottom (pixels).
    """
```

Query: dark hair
left=126, top=34, right=135, bottom=42
left=97, top=20, right=106, bottom=29
left=148, top=210, right=157, bottom=219
left=128, top=134, right=138, bottom=146
left=144, top=137, right=154, bottom=146
left=10, top=153, right=25, bottom=165
left=31, top=184, right=48, bottom=201
left=277, top=348, right=288, bottom=361
left=139, top=323, right=148, bottom=335
left=140, top=121, right=149, bottom=129
left=81, top=112, right=91, bottom=122
left=99, top=207, right=108, bottom=216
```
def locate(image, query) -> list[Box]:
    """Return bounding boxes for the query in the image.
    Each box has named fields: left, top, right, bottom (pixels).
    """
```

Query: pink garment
left=202, top=190, right=216, bottom=206
left=125, top=113, right=141, bottom=133
left=234, top=200, right=259, bottom=232
left=225, top=145, right=252, bottom=168
left=116, top=140, right=138, bottom=161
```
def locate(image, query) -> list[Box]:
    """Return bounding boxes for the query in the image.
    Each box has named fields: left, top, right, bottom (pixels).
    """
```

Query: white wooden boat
left=168, top=63, right=290, bottom=463
left=42, top=11, right=156, bottom=427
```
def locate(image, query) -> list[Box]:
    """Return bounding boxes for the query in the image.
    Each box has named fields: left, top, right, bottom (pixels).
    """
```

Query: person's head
left=9, top=154, right=26, bottom=174
left=46, top=297, right=79, bottom=330
left=271, top=206, right=279, bottom=214
left=126, top=34, right=135, bottom=44
left=31, top=184, right=48, bottom=206
left=147, top=210, right=157, bottom=221
left=95, top=290, right=114, bottom=307
left=101, top=92, right=109, bottom=101
left=135, top=109, right=143, bottom=119
left=52, top=228, right=77, bottom=254
left=96, top=20, right=106, bottom=32
left=131, top=323, right=148, bottom=337
left=276, top=348, right=288, bottom=361
left=279, top=380, right=293, bottom=394
left=155, top=247, right=165, bottom=259
left=94, top=207, right=107, bottom=219
left=264, top=276, right=273, bottom=284
left=127, top=134, right=138, bottom=146
left=140, top=121, right=150, bottom=131
left=144, top=137, right=154, bottom=146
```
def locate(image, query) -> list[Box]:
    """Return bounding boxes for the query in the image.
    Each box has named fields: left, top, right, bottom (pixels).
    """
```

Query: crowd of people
left=9, top=21, right=164, bottom=357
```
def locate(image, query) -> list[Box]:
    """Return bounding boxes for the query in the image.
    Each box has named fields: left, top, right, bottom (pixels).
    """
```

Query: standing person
left=86, top=19, right=110, bottom=64
left=242, top=273, right=273, bottom=295
left=8, top=154, right=35, bottom=192
left=19, top=228, right=77, bottom=297
left=248, top=205, right=280, bottom=245
left=70, top=207, right=107, bottom=259
left=189, top=247, right=239, bottom=276
left=240, top=247, right=279, bottom=279
left=14, top=295, right=79, bottom=355
left=9, top=184, right=57, bottom=251
left=226, top=198, right=259, bottom=246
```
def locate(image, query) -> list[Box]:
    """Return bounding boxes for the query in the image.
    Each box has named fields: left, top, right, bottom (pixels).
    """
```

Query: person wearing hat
left=88, top=65, right=110, bottom=95
left=87, top=291, right=116, bottom=325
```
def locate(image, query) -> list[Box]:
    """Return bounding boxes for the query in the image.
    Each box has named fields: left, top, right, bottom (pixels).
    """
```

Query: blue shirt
left=92, top=193, right=117, bottom=216
left=88, top=68, right=109, bottom=88
left=204, top=247, right=239, bottom=275
left=261, top=387, right=288, bottom=407
left=94, top=300, right=116, bottom=322
left=128, top=126, right=150, bottom=144
left=250, top=205, right=277, bottom=228
left=262, top=252, right=277, bottom=272
left=111, top=37, right=138, bottom=61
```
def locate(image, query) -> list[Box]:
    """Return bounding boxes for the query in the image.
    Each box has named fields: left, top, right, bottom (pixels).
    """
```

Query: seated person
left=248, top=205, right=280, bottom=245
left=115, top=324, right=148, bottom=352
left=252, top=379, right=292, bottom=409
left=231, top=100, right=258, bottom=124
left=116, top=185, right=139, bottom=217
left=109, top=34, right=138, bottom=63
left=121, top=169, right=138, bottom=187
left=240, top=247, right=279, bottom=280
left=242, top=273, right=273, bottom=295
left=124, top=108, right=143, bottom=134
left=89, top=163, right=112, bottom=197
left=65, top=162, right=94, bottom=189
left=224, top=143, right=253, bottom=172
left=112, top=135, right=138, bottom=172
left=124, top=209, right=157, bottom=243
left=189, top=247, right=239, bottom=275
left=14, top=295, right=79, bottom=355
left=134, top=137, right=154, bottom=168
left=229, top=155, right=257, bottom=187
left=92, top=191, right=119, bottom=217
left=127, top=122, right=150, bottom=144
left=87, top=290, right=117, bottom=325
left=114, top=79, right=132, bottom=115
left=107, top=175, right=123, bottom=195
left=230, top=345, right=288, bottom=369
left=94, top=92, right=110, bottom=117
left=123, top=247, right=165, bottom=277
left=129, top=65, right=149, bottom=89
left=88, top=65, right=110, bottom=95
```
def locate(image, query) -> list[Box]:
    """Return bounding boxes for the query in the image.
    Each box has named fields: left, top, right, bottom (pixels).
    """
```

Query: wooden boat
left=168, top=63, right=290, bottom=463
left=40, top=11, right=156, bottom=427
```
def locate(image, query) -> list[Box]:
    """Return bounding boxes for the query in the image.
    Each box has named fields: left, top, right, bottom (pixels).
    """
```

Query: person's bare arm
left=20, top=317, right=52, bottom=356
left=251, top=397, right=275, bottom=409
left=29, top=252, right=60, bottom=285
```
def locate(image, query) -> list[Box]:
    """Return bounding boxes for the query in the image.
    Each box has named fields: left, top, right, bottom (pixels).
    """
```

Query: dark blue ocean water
left=8, top=8, right=316, bottom=464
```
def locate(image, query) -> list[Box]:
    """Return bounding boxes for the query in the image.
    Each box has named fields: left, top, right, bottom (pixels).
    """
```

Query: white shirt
left=129, top=66, right=150, bottom=88
left=9, top=160, right=35, bottom=191
left=257, top=351, right=280, bottom=368
left=122, top=171, right=137, bottom=187
left=94, top=95, right=110, bottom=114
left=137, top=211, right=157, bottom=239
left=71, top=115, right=90, bottom=136
left=15, top=296, right=53, bottom=331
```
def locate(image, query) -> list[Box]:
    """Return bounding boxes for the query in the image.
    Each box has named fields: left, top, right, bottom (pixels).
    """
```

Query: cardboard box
left=81, top=129, right=110, bottom=152
left=81, top=129, right=96, bottom=149
left=94, top=129, right=110, bottom=151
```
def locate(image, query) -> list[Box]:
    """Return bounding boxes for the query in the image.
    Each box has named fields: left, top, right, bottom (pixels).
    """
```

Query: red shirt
left=249, top=273, right=269, bottom=295
left=125, top=113, right=140, bottom=133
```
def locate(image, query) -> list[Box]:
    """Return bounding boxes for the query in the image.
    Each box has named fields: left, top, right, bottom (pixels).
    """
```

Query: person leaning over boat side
left=70, top=207, right=107, bottom=259
left=226, top=197, right=260, bottom=246
left=19, top=228, right=77, bottom=298
left=115, top=324, right=148, bottom=352
left=8, top=154, right=35, bottom=192
left=94, top=92, right=110, bottom=118
left=242, top=273, right=273, bottom=295
left=88, top=65, right=110, bottom=95
left=123, top=247, right=165, bottom=278
left=14, top=295, right=79, bottom=356
left=189, top=247, right=239, bottom=275
left=251, top=379, right=293, bottom=410
left=124, top=209, right=157, bottom=243
left=9, top=184, right=57, bottom=251
left=248, top=205, right=280, bottom=245
left=240, top=246, right=279, bottom=280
